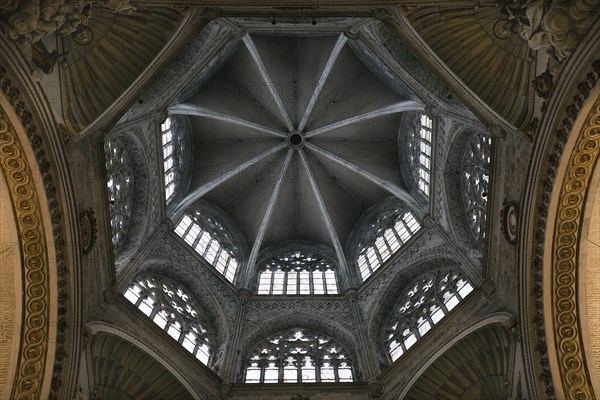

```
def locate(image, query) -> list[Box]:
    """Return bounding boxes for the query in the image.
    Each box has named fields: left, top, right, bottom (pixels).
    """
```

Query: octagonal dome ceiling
left=168, top=33, right=426, bottom=269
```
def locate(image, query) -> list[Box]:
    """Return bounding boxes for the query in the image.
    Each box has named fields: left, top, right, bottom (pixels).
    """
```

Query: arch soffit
left=85, top=322, right=208, bottom=400
left=397, top=314, right=514, bottom=400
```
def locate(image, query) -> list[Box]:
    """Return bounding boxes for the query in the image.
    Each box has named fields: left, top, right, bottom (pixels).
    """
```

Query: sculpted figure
left=101, top=0, right=137, bottom=14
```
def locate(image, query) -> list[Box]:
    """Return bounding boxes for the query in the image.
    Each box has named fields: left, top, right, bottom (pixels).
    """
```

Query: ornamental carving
left=0, top=65, right=69, bottom=400
left=79, top=207, right=98, bottom=254
left=531, top=58, right=600, bottom=399
left=501, top=200, right=519, bottom=245
left=495, top=0, right=600, bottom=79
left=0, top=104, right=50, bottom=399
left=550, top=95, right=600, bottom=400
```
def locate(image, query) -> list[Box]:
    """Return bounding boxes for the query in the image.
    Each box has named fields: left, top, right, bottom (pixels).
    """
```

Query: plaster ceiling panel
left=309, top=112, right=401, bottom=141
left=209, top=152, right=290, bottom=245
left=303, top=151, right=365, bottom=245
left=189, top=114, right=280, bottom=144
left=308, top=153, right=389, bottom=218
left=309, top=140, right=405, bottom=190
left=189, top=136, right=282, bottom=190
left=60, top=6, right=184, bottom=133
left=250, top=34, right=341, bottom=128
left=185, top=54, right=285, bottom=132
left=294, top=159, right=335, bottom=247
left=405, top=6, right=535, bottom=128
left=260, top=152, right=303, bottom=246
left=306, top=45, right=405, bottom=132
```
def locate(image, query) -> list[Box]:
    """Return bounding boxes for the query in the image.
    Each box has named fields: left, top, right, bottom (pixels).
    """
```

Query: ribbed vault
left=169, top=33, right=425, bottom=280
left=90, top=333, right=192, bottom=400
left=404, top=324, right=514, bottom=400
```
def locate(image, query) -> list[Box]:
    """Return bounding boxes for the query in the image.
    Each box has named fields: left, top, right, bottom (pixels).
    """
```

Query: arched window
left=123, top=275, right=213, bottom=365
left=174, top=213, right=239, bottom=283
left=257, top=250, right=338, bottom=295
left=357, top=211, right=421, bottom=281
left=385, top=269, right=473, bottom=362
left=410, top=114, right=433, bottom=196
left=161, top=117, right=181, bottom=203
left=104, top=138, right=134, bottom=250
left=461, top=133, right=492, bottom=241
left=244, top=328, right=354, bottom=384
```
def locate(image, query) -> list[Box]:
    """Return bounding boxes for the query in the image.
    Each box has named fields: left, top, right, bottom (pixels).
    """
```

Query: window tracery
left=123, top=275, right=213, bottom=365
left=162, top=117, right=182, bottom=203
left=104, top=138, right=134, bottom=250
left=244, top=328, right=354, bottom=384
left=174, top=213, right=240, bottom=282
left=357, top=211, right=421, bottom=281
left=257, top=250, right=338, bottom=295
left=461, top=134, right=492, bottom=241
left=409, top=114, right=433, bottom=196
left=384, top=269, right=473, bottom=362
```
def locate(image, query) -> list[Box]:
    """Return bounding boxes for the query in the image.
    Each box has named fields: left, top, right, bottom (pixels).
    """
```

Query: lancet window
left=123, top=275, right=213, bottom=365
left=244, top=329, right=354, bottom=384
left=162, top=117, right=179, bottom=202
left=410, top=114, right=433, bottom=196
left=104, top=138, right=134, bottom=250
left=461, top=133, right=492, bottom=241
left=385, top=269, right=473, bottom=362
left=257, top=250, right=338, bottom=295
left=357, top=212, right=421, bottom=281
left=174, top=213, right=239, bottom=282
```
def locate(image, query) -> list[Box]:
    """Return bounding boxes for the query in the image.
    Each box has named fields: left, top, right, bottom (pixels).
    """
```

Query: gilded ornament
left=550, top=96, right=600, bottom=399
left=0, top=107, right=49, bottom=399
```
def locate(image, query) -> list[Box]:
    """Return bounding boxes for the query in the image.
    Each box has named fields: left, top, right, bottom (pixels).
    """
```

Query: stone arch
left=444, top=126, right=490, bottom=255
left=240, top=313, right=361, bottom=381
left=104, top=128, right=151, bottom=270
left=252, top=240, right=339, bottom=293
left=136, top=259, right=233, bottom=369
left=397, top=315, right=514, bottom=399
left=85, top=322, right=205, bottom=400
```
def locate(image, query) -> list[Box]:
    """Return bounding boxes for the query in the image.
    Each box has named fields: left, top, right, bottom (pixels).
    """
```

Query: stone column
left=220, top=289, right=251, bottom=387
left=346, top=289, right=379, bottom=381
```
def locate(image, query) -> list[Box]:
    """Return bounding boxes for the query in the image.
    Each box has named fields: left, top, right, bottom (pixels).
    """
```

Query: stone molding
left=0, top=57, right=74, bottom=398
left=0, top=98, right=52, bottom=400
left=549, top=94, right=600, bottom=400
left=523, top=51, right=600, bottom=399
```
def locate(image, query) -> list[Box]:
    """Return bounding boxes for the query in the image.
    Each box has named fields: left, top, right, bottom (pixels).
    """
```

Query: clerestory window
left=257, top=250, right=338, bottom=295
left=123, top=275, right=213, bottom=365
left=174, top=213, right=239, bottom=283
left=104, top=137, right=134, bottom=250
left=410, top=114, right=433, bottom=196
left=162, top=117, right=177, bottom=202
left=461, top=134, right=492, bottom=241
left=385, top=269, right=473, bottom=362
left=244, top=328, right=354, bottom=384
left=357, top=212, right=421, bottom=281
